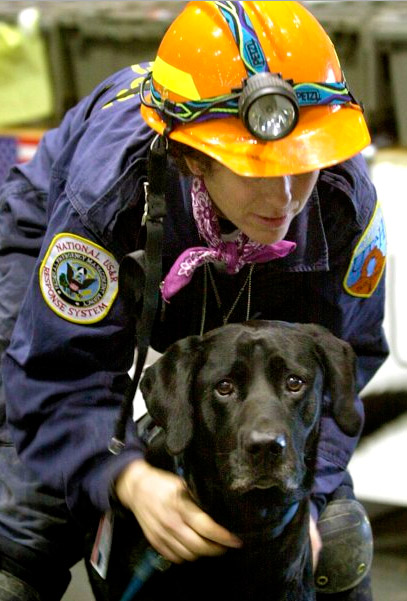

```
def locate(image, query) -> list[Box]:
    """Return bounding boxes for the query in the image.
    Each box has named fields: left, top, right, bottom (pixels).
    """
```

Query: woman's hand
left=115, top=459, right=242, bottom=564
left=309, top=515, right=322, bottom=571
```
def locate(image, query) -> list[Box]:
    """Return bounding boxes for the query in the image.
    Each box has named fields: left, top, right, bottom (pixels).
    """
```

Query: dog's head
left=140, top=321, right=360, bottom=495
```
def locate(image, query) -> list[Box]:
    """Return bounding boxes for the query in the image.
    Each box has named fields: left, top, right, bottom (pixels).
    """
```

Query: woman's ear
left=184, top=155, right=204, bottom=176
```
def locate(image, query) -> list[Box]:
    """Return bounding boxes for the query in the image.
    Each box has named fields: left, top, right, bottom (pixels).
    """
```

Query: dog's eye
left=215, top=380, right=235, bottom=396
left=286, top=375, right=305, bottom=393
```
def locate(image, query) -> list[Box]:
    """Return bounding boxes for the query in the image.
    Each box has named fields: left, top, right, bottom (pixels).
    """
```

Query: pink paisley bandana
left=161, top=177, right=296, bottom=301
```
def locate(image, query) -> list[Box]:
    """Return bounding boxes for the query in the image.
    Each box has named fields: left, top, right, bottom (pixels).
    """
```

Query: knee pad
left=314, top=499, right=373, bottom=594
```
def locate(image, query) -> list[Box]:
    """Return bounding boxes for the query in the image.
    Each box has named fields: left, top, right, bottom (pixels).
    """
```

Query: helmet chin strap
left=109, top=134, right=167, bottom=454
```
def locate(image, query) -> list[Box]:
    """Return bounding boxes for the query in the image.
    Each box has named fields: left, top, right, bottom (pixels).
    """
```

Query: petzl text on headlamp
left=140, top=0, right=360, bottom=142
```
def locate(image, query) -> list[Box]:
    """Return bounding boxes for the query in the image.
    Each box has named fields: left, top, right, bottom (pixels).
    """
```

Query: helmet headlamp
left=140, top=72, right=357, bottom=142
left=239, top=72, right=299, bottom=141
left=139, top=1, right=361, bottom=143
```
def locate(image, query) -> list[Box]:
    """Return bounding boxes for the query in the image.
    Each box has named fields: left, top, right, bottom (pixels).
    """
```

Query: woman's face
left=185, top=157, right=319, bottom=244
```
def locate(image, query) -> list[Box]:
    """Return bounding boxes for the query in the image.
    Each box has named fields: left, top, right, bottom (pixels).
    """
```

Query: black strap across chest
left=109, top=135, right=167, bottom=454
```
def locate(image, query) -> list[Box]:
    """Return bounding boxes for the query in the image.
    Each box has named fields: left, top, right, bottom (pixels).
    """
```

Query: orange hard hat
left=140, top=1, right=370, bottom=177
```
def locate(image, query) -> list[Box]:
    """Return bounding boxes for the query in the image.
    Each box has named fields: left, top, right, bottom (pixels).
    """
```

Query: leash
left=119, top=547, right=171, bottom=601
left=117, top=415, right=173, bottom=601
left=118, top=499, right=300, bottom=601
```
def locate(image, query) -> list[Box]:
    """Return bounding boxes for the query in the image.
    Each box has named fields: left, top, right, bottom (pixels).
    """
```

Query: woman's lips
left=251, top=213, right=289, bottom=228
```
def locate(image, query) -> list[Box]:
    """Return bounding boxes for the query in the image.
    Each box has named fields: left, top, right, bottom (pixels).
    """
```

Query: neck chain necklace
left=200, top=263, right=254, bottom=335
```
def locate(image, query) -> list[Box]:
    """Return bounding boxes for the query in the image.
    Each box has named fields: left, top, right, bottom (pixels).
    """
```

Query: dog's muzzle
left=230, top=428, right=303, bottom=493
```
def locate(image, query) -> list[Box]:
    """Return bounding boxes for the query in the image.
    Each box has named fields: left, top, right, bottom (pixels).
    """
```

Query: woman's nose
left=258, top=176, right=292, bottom=209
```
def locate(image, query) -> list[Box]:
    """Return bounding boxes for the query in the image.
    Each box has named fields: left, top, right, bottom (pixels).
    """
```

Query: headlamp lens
left=239, top=72, right=300, bottom=141
left=247, top=94, right=298, bottom=141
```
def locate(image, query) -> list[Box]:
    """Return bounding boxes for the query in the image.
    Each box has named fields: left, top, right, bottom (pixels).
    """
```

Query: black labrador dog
left=94, top=320, right=361, bottom=601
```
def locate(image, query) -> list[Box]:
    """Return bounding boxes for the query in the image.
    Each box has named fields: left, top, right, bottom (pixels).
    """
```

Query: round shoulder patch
left=343, top=202, right=386, bottom=298
left=39, top=233, right=119, bottom=324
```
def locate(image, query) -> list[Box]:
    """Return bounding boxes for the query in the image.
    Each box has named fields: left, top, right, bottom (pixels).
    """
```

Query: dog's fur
left=95, top=320, right=360, bottom=601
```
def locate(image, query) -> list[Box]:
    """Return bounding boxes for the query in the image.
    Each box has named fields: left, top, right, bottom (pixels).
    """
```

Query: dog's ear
left=140, top=335, right=202, bottom=455
left=300, top=324, right=362, bottom=437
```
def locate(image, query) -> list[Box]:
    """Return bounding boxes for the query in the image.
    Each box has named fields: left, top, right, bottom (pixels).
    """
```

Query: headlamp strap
left=109, top=135, right=167, bottom=454
left=215, top=1, right=269, bottom=76
left=294, top=81, right=357, bottom=107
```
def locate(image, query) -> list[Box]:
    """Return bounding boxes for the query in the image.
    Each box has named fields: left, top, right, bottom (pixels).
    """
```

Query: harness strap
left=109, top=135, right=167, bottom=453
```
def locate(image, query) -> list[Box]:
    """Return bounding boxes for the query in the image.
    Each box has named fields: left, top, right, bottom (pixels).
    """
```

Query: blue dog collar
left=267, top=501, right=300, bottom=539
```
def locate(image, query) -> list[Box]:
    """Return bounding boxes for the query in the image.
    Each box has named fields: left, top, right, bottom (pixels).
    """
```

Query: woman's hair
left=167, top=139, right=214, bottom=175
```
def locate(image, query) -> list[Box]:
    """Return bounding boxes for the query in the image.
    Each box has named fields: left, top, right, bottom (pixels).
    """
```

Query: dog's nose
left=246, top=430, right=287, bottom=458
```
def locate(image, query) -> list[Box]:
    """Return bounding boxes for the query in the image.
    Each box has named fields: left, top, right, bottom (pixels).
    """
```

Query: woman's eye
left=286, top=375, right=305, bottom=393
left=215, top=380, right=235, bottom=396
